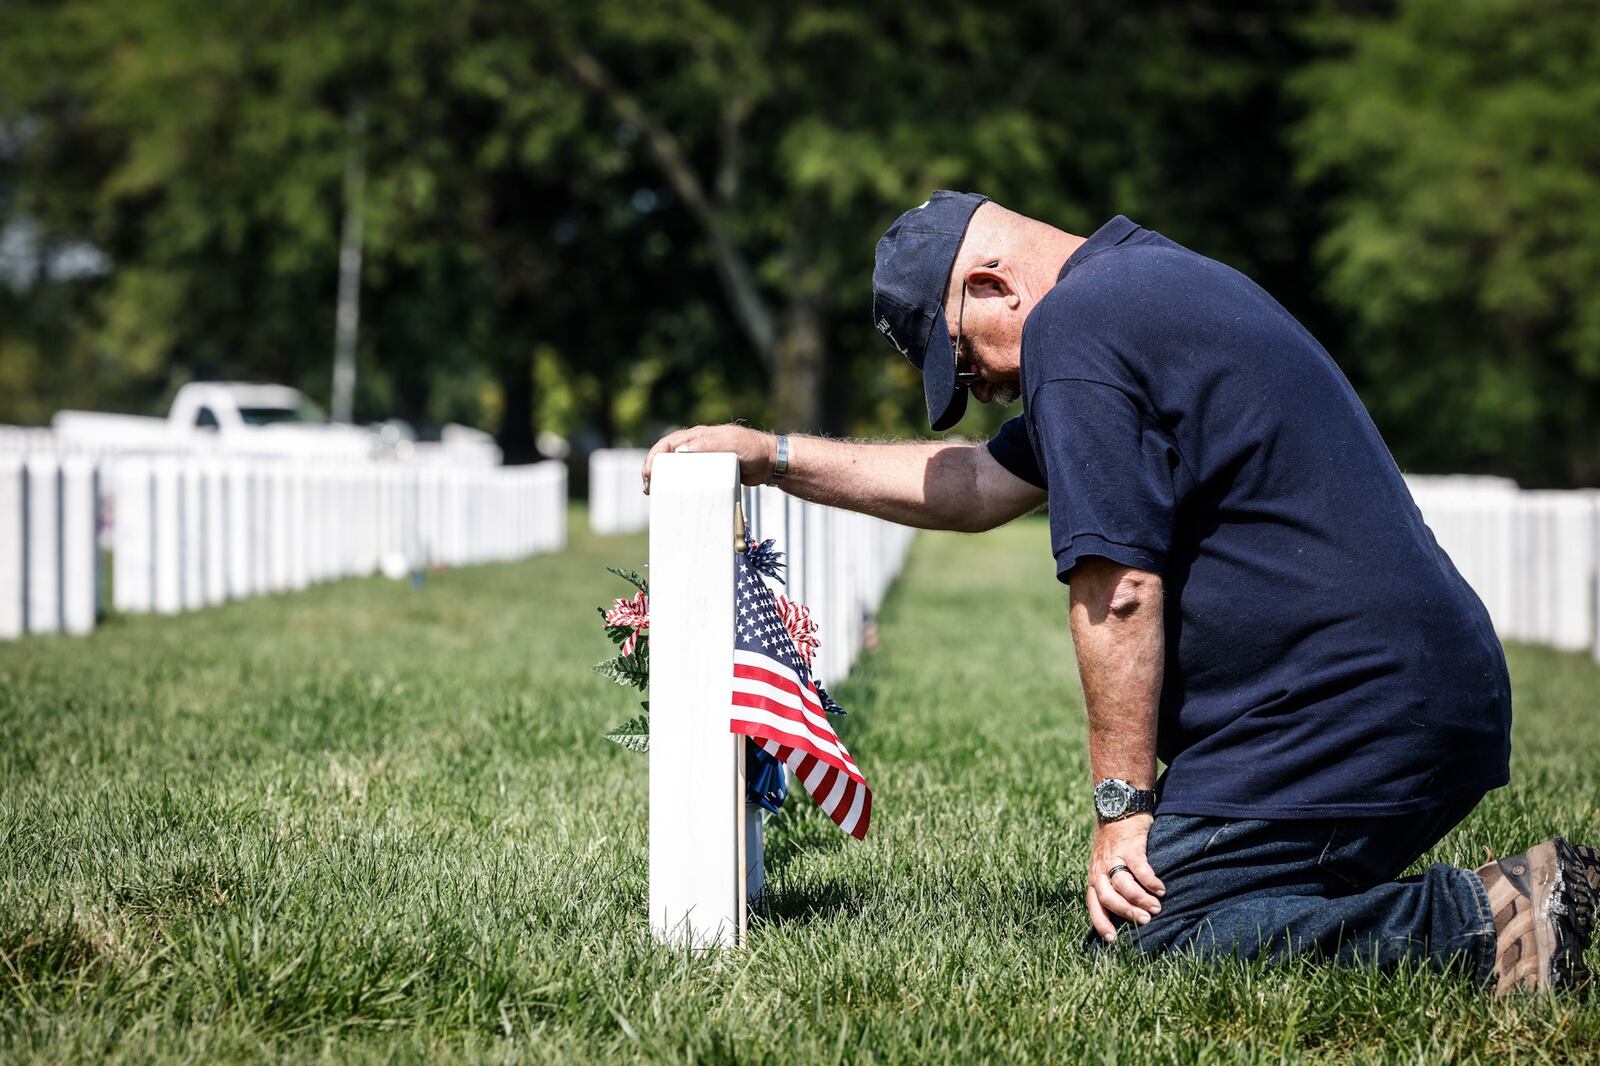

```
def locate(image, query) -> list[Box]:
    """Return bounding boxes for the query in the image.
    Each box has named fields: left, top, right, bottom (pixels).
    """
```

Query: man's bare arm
left=1069, top=556, right=1168, bottom=941
left=641, top=424, right=1045, bottom=533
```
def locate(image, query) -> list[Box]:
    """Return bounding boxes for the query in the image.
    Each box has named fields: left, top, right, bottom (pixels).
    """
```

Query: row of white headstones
left=590, top=448, right=653, bottom=536
left=608, top=452, right=1600, bottom=660
left=1405, top=475, right=1600, bottom=659
left=0, top=449, right=568, bottom=640
left=646, top=452, right=917, bottom=947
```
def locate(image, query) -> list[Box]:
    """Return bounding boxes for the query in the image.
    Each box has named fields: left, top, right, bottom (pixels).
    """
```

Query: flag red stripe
left=795, top=752, right=819, bottom=782
left=731, top=653, right=834, bottom=729
left=853, top=782, right=872, bottom=839
left=727, top=571, right=872, bottom=840
left=728, top=692, right=862, bottom=775
left=755, top=737, right=872, bottom=840
left=729, top=714, right=863, bottom=784
left=730, top=716, right=839, bottom=771
left=729, top=690, right=836, bottom=750
left=730, top=713, right=865, bottom=784
left=728, top=686, right=862, bottom=776
left=732, top=662, right=826, bottom=718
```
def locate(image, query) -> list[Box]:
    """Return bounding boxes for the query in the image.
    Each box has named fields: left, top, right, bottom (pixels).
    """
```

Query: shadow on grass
left=1, top=916, right=115, bottom=986
left=761, top=804, right=848, bottom=875
left=753, top=877, right=866, bottom=928
left=754, top=803, right=860, bottom=928
left=756, top=874, right=1093, bottom=932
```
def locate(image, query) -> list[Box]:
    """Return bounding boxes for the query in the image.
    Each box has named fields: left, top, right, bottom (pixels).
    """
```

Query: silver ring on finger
left=1106, top=863, right=1131, bottom=882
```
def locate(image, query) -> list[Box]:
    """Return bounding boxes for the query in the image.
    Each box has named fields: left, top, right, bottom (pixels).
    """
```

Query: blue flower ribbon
left=815, top=684, right=846, bottom=716
left=745, top=740, right=788, bottom=813
left=745, top=539, right=786, bottom=582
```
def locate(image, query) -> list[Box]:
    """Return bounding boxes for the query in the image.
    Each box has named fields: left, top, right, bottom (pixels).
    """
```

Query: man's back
left=1007, top=216, right=1511, bottom=817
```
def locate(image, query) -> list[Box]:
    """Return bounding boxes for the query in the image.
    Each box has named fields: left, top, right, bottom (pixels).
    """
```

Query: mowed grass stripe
left=1, top=510, right=1598, bottom=1063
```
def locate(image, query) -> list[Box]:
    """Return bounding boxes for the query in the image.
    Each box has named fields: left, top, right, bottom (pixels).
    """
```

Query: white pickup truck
left=51, top=382, right=503, bottom=465
left=53, top=382, right=376, bottom=459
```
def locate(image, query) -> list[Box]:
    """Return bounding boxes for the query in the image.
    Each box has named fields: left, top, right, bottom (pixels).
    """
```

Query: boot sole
left=1551, top=838, right=1600, bottom=992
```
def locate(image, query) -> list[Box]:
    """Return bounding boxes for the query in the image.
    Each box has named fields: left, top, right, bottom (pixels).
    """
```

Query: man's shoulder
left=1022, top=239, right=1195, bottom=387
left=1036, top=234, right=1207, bottom=323
left=1025, top=233, right=1268, bottom=379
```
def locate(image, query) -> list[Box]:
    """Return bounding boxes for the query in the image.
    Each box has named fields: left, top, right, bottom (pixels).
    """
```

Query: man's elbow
left=949, top=494, right=1025, bottom=533
left=926, top=446, right=991, bottom=532
left=1105, top=569, right=1160, bottom=619
left=1070, top=558, right=1163, bottom=622
left=925, top=444, right=1043, bottom=532
left=951, top=506, right=1003, bottom=534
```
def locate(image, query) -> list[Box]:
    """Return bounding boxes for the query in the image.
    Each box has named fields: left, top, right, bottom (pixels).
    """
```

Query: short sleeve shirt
left=985, top=217, right=1511, bottom=819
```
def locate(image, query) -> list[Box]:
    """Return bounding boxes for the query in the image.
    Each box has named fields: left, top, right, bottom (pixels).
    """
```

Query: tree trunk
left=497, top=346, right=539, bottom=464
left=595, top=373, right=617, bottom=446
left=819, top=346, right=852, bottom=438
left=770, top=297, right=825, bottom=432
left=330, top=103, right=365, bottom=424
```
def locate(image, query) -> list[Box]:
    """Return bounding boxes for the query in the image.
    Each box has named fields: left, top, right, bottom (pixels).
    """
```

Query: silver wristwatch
left=770, top=434, right=790, bottom=483
left=1093, top=778, right=1158, bottom=821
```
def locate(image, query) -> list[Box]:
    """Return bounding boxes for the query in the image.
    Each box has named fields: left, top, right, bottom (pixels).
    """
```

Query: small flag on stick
left=729, top=551, right=872, bottom=840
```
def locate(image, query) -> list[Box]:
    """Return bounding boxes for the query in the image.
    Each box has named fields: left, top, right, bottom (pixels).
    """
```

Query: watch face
left=1095, top=780, right=1129, bottom=818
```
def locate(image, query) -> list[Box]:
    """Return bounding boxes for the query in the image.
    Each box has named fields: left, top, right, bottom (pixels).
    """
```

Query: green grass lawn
left=3, top=511, right=1600, bottom=1063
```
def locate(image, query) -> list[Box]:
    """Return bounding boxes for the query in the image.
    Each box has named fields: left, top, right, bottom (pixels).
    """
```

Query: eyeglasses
left=951, top=266, right=994, bottom=388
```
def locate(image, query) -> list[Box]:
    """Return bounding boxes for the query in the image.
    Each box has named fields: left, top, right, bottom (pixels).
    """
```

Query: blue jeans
left=1089, top=795, right=1497, bottom=982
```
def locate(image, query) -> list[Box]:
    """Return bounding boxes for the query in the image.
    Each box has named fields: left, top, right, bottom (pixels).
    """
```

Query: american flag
left=729, top=551, right=872, bottom=840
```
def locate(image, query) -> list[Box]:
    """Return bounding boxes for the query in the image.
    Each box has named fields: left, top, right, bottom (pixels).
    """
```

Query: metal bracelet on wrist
left=1093, top=777, right=1158, bottom=821
left=770, top=434, right=790, bottom=483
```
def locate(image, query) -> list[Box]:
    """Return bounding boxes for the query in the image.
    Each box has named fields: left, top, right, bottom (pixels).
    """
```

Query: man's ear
left=964, top=261, right=1015, bottom=304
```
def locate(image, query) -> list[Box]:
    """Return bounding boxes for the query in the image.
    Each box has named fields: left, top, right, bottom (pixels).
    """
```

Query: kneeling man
left=644, top=192, right=1600, bottom=994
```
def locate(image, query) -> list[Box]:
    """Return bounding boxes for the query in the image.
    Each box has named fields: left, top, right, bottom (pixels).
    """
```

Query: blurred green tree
left=562, top=0, right=1339, bottom=438
left=19, top=0, right=1589, bottom=489
left=1295, top=0, right=1600, bottom=486
left=0, top=0, right=735, bottom=458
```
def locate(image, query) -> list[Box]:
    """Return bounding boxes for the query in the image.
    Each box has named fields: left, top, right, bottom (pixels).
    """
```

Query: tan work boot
left=1476, top=838, right=1600, bottom=996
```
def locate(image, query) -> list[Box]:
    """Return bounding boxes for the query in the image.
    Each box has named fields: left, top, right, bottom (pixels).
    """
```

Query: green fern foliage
left=606, top=566, right=648, bottom=594
left=603, top=713, right=650, bottom=752
left=593, top=644, right=648, bottom=689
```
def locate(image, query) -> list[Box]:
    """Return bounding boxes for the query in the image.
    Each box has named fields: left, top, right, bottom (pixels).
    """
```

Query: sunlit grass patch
left=1, top=511, right=1598, bottom=1062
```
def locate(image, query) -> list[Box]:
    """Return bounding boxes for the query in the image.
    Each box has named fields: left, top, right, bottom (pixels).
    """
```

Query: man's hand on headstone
left=642, top=424, right=777, bottom=494
left=1087, top=812, right=1165, bottom=942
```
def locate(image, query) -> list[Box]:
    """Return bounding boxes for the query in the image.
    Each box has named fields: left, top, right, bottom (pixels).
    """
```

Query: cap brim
left=923, top=307, right=968, bottom=431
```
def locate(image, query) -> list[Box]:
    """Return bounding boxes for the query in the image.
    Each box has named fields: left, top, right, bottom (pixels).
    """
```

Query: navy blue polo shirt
left=987, top=216, right=1511, bottom=818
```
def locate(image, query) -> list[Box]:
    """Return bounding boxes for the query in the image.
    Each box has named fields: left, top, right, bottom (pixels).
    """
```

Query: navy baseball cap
left=872, top=191, right=989, bottom=430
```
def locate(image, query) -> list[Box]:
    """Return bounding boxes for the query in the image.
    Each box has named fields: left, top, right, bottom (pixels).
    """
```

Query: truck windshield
left=238, top=400, right=327, bottom=426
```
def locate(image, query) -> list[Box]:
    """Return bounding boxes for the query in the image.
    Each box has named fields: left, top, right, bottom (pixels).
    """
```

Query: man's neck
left=1012, top=226, right=1086, bottom=308
left=1045, top=230, right=1089, bottom=287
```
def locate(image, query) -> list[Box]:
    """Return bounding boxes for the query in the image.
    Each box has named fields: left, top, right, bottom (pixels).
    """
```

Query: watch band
left=770, top=434, right=790, bottom=482
left=1123, top=788, right=1157, bottom=815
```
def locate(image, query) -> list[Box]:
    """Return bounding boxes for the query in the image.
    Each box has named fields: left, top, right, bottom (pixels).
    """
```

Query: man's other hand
left=1087, top=813, right=1166, bottom=942
left=642, top=424, right=776, bottom=494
